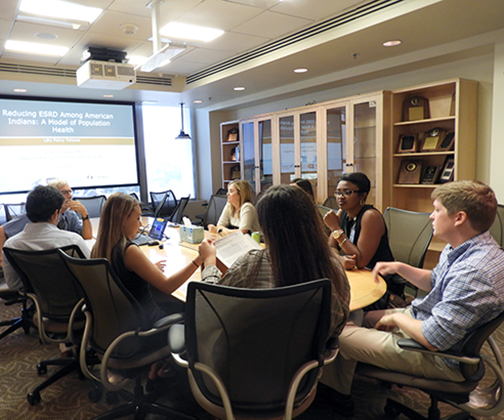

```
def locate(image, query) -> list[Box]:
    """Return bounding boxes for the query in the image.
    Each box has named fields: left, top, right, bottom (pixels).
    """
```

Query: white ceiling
left=0, top=0, right=503, bottom=109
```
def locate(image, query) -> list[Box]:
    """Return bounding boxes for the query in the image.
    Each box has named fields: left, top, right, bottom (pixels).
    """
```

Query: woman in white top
left=208, top=180, right=261, bottom=236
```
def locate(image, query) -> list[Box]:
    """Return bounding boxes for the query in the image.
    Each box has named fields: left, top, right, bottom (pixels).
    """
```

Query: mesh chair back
left=489, top=204, right=504, bottom=246
left=214, top=188, right=227, bottom=196
left=322, top=196, right=337, bottom=210
left=2, top=245, right=85, bottom=321
left=4, top=203, right=25, bottom=221
left=170, top=195, right=190, bottom=224
left=202, top=195, right=228, bottom=228
left=150, top=190, right=177, bottom=219
left=185, top=279, right=331, bottom=415
left=78, top=195, right=106, bottom=218
left=59, top=252, right=149, bottom=357
left=383, top=207, right=433, bottom=268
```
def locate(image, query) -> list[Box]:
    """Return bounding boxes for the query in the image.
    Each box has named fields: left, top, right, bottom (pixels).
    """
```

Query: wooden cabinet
left=388, top=78, right=478, bottom=266
left=220, top=121, right=241, bottom=189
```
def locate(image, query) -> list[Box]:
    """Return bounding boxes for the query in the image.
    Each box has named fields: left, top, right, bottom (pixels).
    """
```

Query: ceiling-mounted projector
left=76, top=60, right=136, bottom=90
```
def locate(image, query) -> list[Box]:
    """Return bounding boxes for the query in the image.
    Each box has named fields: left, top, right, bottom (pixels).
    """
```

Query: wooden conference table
left=89, top=218, right=386, bottom=311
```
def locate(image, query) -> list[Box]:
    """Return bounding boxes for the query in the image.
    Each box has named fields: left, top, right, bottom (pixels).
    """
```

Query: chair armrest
left=167, top=324, right=185, bottom=354
left=398, top=338, right=480, bottom=364
left=326, top=336, right=339, bottom=351
left=153, top=312, right=184, bottom=328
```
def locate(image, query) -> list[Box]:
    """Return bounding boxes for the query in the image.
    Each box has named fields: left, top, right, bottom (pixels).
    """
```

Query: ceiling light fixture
left=160, top=22, right=224, bottom=43
left=234, top=87, right=245, bottom=91
left=19, top=0, right=102, bottom=24
left=193, top=100, right=203, bottom=104
left=5, top=40, right=69, bottom=56
left=140, top=43, right=186, bottom=72
left=13, top=89, right=27, bottom=93
left=175, top=103, right=191, bottom=140
left=383, top=40, right=402, bottom=47
left=294, top=68, right=308, bottom=73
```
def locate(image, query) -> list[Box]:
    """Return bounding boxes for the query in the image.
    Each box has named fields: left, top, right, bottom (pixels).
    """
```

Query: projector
left=76, top=60, right=136, bottom=90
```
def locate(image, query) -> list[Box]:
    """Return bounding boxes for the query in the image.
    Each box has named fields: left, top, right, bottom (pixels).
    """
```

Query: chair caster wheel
left=27, top=391, right=41, bottom=405
left=106, top=392, right=119, bottom=405
left=37, top=364, right=47, bottom=375
left=88, top=389, right=102, bottom=403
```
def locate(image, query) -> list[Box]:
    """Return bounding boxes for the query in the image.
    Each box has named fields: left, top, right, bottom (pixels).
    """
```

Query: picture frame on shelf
left=397, top=133, right=418, bottom=153
left=437, top=131, right=455, bottom=151
left=420, top=165, right=441, bottom=184
left=398, top=159, right=422, bottom=184
left=420, top=127, right=446, bottom=152
left=438, top=156, right=455, bottom=183
left=226, top=128, right=239, bottom=142
left=402, top=96, right=429, bottom=121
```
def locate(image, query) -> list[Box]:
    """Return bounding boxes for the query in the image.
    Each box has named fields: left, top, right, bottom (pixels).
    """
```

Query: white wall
left=490, top=37, right=504, bottom=202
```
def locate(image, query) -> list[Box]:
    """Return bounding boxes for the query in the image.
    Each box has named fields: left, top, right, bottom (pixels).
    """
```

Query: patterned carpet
left=0, top=300, right=503, bottom=420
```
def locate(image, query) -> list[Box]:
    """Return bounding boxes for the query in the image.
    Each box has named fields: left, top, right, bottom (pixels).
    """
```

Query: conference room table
left=88, top=218, right=386, bottom=311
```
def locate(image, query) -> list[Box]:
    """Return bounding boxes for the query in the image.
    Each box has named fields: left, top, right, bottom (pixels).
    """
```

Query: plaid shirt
left=412, top=231, right=504, bottom=363
left=202, top=249, right=350, bottom=341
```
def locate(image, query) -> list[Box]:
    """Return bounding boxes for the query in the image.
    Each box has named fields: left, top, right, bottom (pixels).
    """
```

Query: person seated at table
left=290, top=177, right=315, bottom=200
left=207, top=179, right=261, bottom=236
left=91, top=193, right=202, bottom=325
left=318, top=180, right=504, bottom=417
left=199, top=184, right=350, bottom=343
left=2, top=185, right=91, bottom=290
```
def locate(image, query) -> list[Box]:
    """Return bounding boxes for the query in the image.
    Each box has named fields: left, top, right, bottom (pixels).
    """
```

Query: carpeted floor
left=0, top=300, right=503, bottom=420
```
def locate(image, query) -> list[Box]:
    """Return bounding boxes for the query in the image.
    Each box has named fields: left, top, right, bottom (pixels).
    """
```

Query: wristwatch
left=332, top=229, right=344, bottom=241
left=82, top=215, right=90, bottom=221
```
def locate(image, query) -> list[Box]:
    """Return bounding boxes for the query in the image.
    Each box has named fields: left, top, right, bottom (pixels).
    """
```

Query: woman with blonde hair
left=92, top=193, right=202, bottom=324
left=208, top=179, right=260, bottom=236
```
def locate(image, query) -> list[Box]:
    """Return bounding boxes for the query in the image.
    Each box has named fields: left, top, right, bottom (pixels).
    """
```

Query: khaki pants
left=321, top=307, right=464, bottom=394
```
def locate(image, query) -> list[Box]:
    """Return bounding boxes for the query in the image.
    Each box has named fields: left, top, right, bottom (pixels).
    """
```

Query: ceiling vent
left=76, top=60, right=136, bottom=90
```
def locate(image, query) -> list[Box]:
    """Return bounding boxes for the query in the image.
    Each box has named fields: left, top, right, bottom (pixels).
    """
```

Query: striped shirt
left=411, top=231, right=504, bottom=365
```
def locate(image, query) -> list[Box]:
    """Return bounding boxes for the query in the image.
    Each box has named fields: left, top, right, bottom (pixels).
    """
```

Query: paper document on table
left=215, top=231, right=262, bottom=268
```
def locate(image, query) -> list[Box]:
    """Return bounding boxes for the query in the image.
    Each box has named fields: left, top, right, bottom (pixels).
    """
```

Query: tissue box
left=180, top=225, right=204, bottom=244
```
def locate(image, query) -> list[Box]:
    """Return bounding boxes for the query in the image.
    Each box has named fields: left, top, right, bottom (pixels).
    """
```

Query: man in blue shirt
left=319, top=180, right=504, bottom=416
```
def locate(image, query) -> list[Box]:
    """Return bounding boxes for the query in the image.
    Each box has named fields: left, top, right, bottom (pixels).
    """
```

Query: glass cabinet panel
left=300, top=111, right=317, bottom=198
left=326, top=107, right=346, bottom=199
left=259, top=119, right=272, bottom=193
left=279, top=116, right=295, bottom=184
left=242, top=121, right=255, bottom=190
left=353, top=101, right=377, bottom=205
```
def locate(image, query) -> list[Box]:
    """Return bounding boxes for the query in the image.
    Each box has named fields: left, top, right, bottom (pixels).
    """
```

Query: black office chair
left=0, top=288, right=33, bottom=341
left=322, top=196, right=337, bottom=209
left=489, top=204, right=504, bottom=246
left=356, top=312, right=504, bottom=420
left=150, top=190, right=178, bottom=219
left=194, top=194, right=228, bottom=228
left=59, top=251, right=195, bottom=420
left=4, top=203, right=25, bottom=221
left=383, top=207, right=433, bottom=300
left=168, top=279, right=339, bottom=420
left=170, top=195, right=190, bottom=224
left=2, top=245, right=89, bottom=405
left=78, top=195, right=106, bottom=218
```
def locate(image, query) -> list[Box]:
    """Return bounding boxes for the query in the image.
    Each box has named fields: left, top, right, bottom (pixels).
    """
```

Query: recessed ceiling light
left=5, top=40, right=69, bottom=56
left=13, top=89, right=27, bottom=93
left=19, top=0, right=102, bottom=24
left=35, top=32, right=58, bottom=40
left=103, top=94, right=114, bottom=98
left=383, top=40, right=402, bottom=47
left=193, top=100, right=203, bottom=104
left=234, top=87, right=245, bottom=91
left=160, top=22, right=224, bottom=43
left=294, top=68, right=308, bottom=73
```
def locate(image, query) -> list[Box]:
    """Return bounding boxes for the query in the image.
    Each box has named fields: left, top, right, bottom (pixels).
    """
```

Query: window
left=141, top=105, right=195, bottom=200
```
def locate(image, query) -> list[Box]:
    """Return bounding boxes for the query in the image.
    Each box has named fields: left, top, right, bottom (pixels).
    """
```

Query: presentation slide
left=0, top=97, right=138, bottom=193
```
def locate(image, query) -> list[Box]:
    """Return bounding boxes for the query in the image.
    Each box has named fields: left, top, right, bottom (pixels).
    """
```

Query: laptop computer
left=132, top=218, right=168, bottom=246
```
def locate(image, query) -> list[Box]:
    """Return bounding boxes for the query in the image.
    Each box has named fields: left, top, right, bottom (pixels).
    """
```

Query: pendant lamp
left=175, top=102, right=191, bottom=140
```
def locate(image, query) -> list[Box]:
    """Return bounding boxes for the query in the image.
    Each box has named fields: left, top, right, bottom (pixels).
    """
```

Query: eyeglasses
left=334, top=190, right=363, bottom=197
left=60, top=189, right=73, bottom=196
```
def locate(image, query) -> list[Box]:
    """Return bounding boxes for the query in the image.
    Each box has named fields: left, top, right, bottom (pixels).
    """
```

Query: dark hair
left=432, top=180, right=497, bottom=232
left=256, top=185, right=344, bottom=287
left=337, top=172, right=371, bottom=194
left=290, top=178, right=314, bottom=199
left=26, top=185, right=65, bottom=223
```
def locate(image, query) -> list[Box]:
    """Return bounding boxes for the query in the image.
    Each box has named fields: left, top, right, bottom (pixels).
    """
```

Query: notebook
left=132, top=218, right=168, bottom=246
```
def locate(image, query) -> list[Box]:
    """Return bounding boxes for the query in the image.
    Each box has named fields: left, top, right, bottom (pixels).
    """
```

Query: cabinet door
left=352, top=100, right=378, bottom=206
left=279, top=115, right=296, bottom=184
left=258, top=118, right=273, bottom=194
left=325, top=105, right=347, bottom=200
left=241, top=120, right=256, bottom=191
left=300, top=111, right=318, bottom=198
